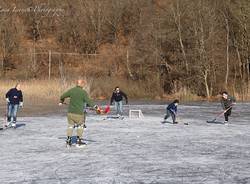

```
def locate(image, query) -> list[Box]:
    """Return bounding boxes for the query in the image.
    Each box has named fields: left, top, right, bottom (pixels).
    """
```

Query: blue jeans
left=114, top=101, right=123, bottom=115
left=7, top=104, right=19, bottom=122
left=164, top=109, right=176, bottom=123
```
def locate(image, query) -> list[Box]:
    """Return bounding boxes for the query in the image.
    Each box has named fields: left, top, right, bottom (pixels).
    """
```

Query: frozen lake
left=0, top=103, right=250, bottom=184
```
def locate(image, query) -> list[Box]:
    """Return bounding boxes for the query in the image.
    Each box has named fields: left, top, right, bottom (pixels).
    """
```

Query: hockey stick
left=4, top=103, right=8, bottom=127
left=60, top=102, right=105, bottom=114
left=172, top=112, right=189, bottom=125
left=207, top=105, right=233, bottom=123
left=1, top=103, right=9, bottom=130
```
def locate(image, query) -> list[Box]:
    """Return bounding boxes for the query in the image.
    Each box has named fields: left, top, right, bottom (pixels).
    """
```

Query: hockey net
left=129, top=109, right=144, bottom=118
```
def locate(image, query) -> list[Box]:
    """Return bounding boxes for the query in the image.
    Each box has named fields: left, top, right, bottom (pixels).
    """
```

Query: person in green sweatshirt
left=59, top=79, right=96, bottom=147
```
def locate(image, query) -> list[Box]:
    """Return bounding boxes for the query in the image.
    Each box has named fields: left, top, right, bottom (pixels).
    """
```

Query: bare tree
left=171, top=0, right=189, bottom=74
left=222, top=9, right=230, bottom=88
left=0, top=16, right=19, bottom=75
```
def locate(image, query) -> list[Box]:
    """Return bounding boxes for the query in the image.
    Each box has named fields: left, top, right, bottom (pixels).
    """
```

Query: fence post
left=48, top=50, right=51, bottom=80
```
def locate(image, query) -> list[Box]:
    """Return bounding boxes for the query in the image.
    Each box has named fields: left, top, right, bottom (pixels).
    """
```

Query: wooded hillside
left=0, top=0, right=250, bottom=100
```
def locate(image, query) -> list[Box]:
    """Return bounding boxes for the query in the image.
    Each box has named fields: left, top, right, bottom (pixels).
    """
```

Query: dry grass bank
left=0, top=79, right=199, bottom=105
left=0, top=79, right=73, bottom=105
left=1, top=79, right=248, bottom=106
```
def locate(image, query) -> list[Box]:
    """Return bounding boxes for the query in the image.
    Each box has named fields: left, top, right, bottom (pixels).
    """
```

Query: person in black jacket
left=110, top=86, right=128, bottom=116
left=221, top=91, right=236, bottom=124
left=162, top=99, right=179, bottom=124
left=5, top=83, right=23, bottom=128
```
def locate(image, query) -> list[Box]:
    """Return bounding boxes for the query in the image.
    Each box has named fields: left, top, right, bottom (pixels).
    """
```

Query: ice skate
left=76, top=138, right=87, bottom=148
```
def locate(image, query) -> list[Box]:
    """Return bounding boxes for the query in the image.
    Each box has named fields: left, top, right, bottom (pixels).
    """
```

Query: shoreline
left=0, top=101, right=248, bottom=117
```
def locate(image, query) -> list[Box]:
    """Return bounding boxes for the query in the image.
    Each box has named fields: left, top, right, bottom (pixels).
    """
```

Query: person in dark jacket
left=221, top=91, right=236, bottom=124
left=110, top=86, right=128, bottom=116
left=5, top=83, right=23, bottom=128
left=163, top=99, right=179, bottom=124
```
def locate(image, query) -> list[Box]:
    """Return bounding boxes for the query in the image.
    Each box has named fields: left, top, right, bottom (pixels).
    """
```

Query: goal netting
left=129, top=110, right=144, bottom=118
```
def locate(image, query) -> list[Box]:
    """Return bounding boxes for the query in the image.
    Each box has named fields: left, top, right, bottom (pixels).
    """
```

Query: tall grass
left=3, top=78, right=247, bottom=105
left=161, top=87, right=203, bottom=102
left=0, top=79, right=74, bottom=105
left=90, top=76, right=166, bottom=100
left=233, top=84, right=250, bottom=101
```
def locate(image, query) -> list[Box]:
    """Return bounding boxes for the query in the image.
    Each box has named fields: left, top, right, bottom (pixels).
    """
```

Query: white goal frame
left=129, top=109, right=144, bottom=118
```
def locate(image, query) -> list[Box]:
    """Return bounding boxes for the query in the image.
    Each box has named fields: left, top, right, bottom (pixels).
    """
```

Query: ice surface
left=0, top=103, right=250, bottom=184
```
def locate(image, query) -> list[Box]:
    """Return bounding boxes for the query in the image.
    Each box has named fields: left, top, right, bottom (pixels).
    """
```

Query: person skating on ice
left=110, top=86, right=128, bottom=116
left=59, top=79, right=97, bottom=147
left=221, top=91, right=236, bottom=125
left=163, top=99, right=179, bottom=124
left=5, top=83, right=23, bottom=128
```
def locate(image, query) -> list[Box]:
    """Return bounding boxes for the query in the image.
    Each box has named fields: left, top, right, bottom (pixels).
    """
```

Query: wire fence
left=1, top=50, right=101, bottom=80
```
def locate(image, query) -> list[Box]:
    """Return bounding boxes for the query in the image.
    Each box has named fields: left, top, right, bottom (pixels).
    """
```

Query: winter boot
left=76, top=138, right=86, bottom=147
left=11, top=121, right=16, bottom=129
left=66, top=137, right=72, bottom=146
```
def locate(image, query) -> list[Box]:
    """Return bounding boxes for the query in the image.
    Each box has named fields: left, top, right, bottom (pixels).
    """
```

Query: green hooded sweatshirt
left=60, top=86, right=94, bottom=115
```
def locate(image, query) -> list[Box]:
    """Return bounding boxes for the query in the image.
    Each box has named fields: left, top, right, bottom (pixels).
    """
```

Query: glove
left=19, top=102, right=23, bottom=107
left=6, top=98, right=10, bottom=103
left=94, top=105, right=98, bottom=109
left=58, top=102, right=63, bottom=106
